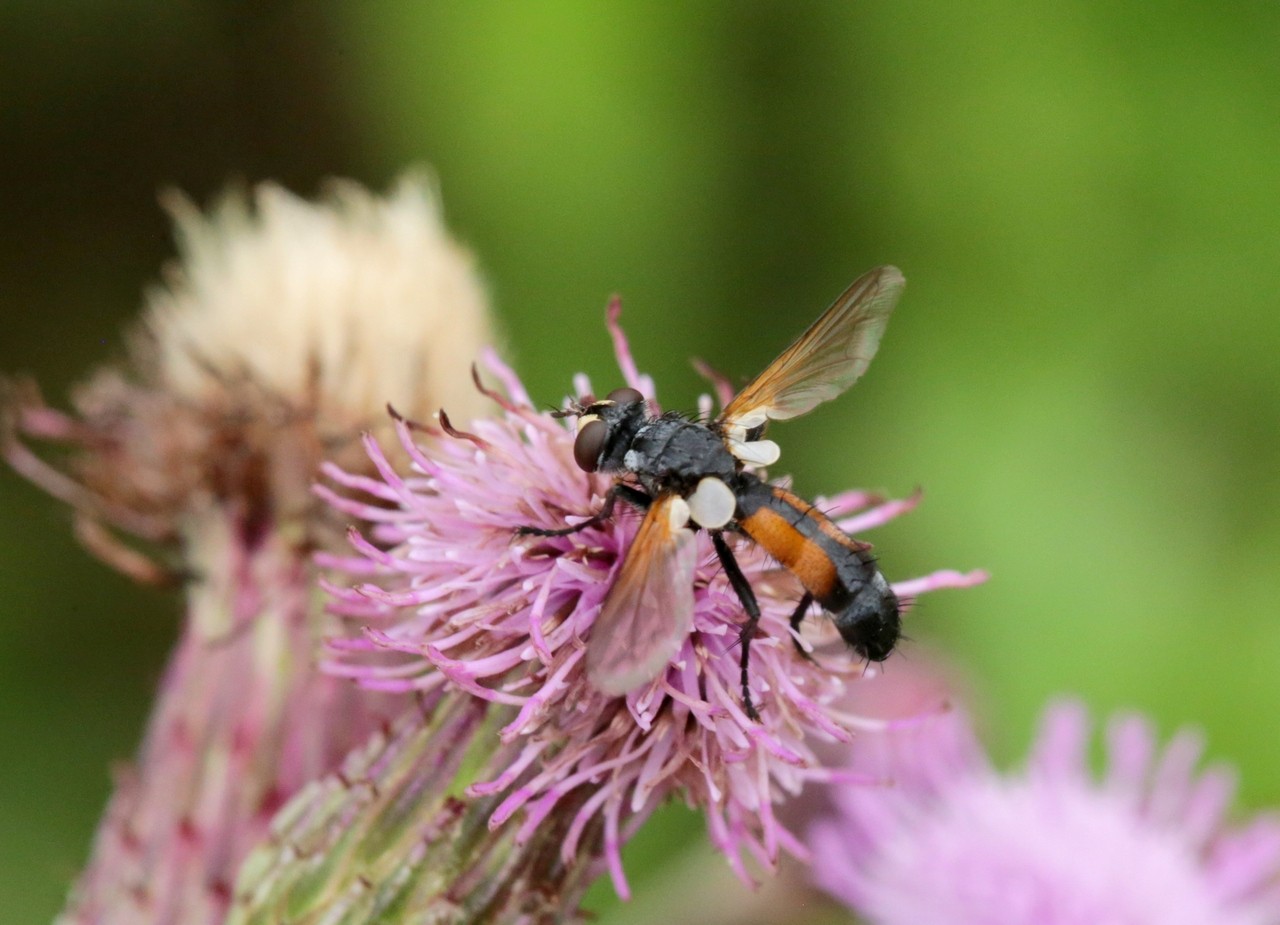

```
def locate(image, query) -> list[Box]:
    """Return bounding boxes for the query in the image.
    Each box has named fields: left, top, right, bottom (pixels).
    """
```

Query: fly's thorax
left=624, top=417, right=738, bottom=488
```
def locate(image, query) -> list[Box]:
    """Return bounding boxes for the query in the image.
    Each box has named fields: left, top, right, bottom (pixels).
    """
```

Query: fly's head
left=556, top=387, right=647, bottom=474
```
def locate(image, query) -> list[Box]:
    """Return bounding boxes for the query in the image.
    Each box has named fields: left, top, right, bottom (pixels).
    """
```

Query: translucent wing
left=720, top=266, right=905, bottom=441
left=586, top=493, right=698, bottom=696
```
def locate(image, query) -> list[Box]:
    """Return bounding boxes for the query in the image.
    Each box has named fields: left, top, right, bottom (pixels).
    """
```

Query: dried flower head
left=4, top=176, right=493, bottom=578
left=321, top=307, right=984, bottom=896
left=4, top=176, right=492, bottom=925
left=806, top=701, right=1280, bottom=925
left=150, top=174, right=490, bottom=426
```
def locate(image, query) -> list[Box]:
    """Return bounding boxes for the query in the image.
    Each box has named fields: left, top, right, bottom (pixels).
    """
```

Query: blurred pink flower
left=806, top=700, right=1280, bottom=925
left=319, top=306, right=985, bottom=897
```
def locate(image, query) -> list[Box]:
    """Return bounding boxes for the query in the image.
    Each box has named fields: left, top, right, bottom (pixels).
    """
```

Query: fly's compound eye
left=606, top=387, right=644, bottom=405
left=573, top=416, right=607, bottom=472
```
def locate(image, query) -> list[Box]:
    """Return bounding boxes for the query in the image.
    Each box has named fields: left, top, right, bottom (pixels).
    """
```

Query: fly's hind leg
left=788, top=592, right=816, bottom=661
left=515, top=483, right=650, bottom=537
left=711, top=532, right=763, bottom=722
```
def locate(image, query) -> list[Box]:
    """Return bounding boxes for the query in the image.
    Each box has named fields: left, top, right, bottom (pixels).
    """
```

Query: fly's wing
left=586, top=493, right=698, bottom=696
left=719, top=267, right=905, bottom=458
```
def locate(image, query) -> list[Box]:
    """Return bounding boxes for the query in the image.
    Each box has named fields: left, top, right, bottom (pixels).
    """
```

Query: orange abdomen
left=736, top=482, right=866, bottom=609
left=739, top=505, right=839, bottom=599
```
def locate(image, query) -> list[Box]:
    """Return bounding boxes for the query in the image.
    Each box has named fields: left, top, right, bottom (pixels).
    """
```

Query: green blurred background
left=3, top=3, right=1279, bottom=922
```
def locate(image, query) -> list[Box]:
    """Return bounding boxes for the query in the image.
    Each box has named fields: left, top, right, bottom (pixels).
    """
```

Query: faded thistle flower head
left=320, top=304, right=985, bottom=897
left=3, top=176, right=492, bottom=925
left=805, top=700, right=1280, bottom=925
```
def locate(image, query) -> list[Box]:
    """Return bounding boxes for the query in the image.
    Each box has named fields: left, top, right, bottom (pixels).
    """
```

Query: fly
left=517, top=266, right=906, bottom=720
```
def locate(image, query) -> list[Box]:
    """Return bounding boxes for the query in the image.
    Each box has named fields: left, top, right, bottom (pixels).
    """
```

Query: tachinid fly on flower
left=517, top=266, right=906, bottom=720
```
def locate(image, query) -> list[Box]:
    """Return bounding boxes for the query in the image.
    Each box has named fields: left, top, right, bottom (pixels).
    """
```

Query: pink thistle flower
left=320, top=306, right=985, bottom=898
left=806, top=701, right=1280, bottom=925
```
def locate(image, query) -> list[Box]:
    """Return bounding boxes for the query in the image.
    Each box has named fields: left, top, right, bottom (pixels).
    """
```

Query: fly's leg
left=788, top=592, right=816, bottom=661
left=711, top=531, right=763, bottom=722
left=515, top=483, right=650, bottom=537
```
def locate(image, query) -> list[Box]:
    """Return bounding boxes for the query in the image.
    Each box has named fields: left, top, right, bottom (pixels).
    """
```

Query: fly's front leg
left=711, top=531, right=763, bottom=722
left=515, top=483, right=650, bottom=537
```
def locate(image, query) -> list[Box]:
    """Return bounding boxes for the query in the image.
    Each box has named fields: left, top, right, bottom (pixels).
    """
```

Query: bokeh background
left=3, top=3, right=1279, bottom=922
